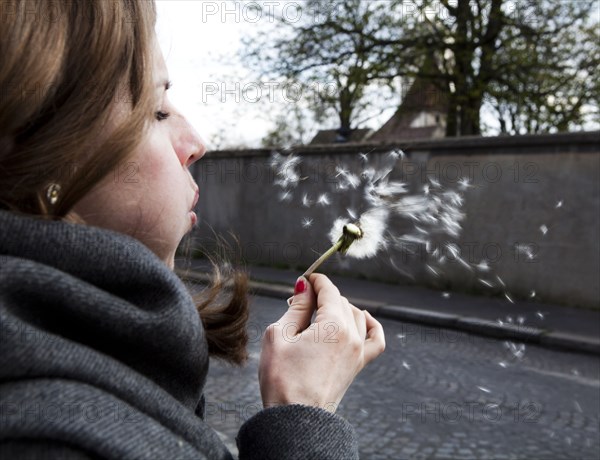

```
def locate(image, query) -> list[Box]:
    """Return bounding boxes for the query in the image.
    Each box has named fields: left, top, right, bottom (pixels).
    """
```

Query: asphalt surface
left=180, top=260, right=600, bottom=355
left=203, top=295, right=600, bottom=460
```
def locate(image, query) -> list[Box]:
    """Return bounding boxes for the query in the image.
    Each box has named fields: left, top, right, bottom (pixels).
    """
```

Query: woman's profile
left=0, top=1, right=385, bottom=458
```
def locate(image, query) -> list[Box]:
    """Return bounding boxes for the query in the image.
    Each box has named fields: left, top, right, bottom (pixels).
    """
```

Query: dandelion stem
left=302, top=223, right=362, bottom=278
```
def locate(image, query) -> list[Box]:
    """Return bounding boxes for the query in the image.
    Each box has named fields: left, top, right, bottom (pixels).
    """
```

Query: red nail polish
left=294, top=277, right=306, bottom=295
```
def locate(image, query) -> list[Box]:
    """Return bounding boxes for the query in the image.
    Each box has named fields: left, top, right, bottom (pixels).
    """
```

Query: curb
left=177, top=270, right=600, bottom=356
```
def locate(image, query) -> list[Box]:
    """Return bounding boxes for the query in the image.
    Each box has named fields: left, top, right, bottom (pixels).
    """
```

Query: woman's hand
left=258, top=273, right=385, bottom=412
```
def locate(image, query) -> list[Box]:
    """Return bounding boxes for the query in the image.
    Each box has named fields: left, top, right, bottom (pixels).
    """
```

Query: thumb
left=278, top=276, right=316, bottom=335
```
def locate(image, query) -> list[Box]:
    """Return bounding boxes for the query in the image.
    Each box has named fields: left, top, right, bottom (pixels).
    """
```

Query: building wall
left=190, top=132, right=600, bottom=309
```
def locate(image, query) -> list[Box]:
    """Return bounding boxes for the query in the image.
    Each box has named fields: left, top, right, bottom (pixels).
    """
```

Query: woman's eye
left=155, top=110, right=170, bottom=121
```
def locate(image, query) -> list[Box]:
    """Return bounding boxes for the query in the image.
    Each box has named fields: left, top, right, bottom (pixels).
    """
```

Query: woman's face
left=72, top=42, right=205, bottom=269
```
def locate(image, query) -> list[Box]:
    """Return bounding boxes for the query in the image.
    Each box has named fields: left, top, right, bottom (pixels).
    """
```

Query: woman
left=0, top=1, right=385, bottom=459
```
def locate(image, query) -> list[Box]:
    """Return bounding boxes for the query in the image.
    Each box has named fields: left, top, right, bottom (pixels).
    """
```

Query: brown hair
left=0, top=0, right=248, bottom=365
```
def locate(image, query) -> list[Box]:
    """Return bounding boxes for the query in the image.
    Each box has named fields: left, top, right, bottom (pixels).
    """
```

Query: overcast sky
left=156, top=1, right=286, bottom=149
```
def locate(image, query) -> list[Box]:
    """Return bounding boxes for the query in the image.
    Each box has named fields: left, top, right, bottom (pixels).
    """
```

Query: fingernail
left=294, top=277, right=307, bottom=295
left=287, top=296, right=293, bottom=306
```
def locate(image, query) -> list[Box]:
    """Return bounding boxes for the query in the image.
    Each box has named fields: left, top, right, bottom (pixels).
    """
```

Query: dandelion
left=302, top=217, right=313, bottom=229
left=327, top=207, right=389, bottom=259
left=301, top=222, right=363, bottom=277
left=540, top=224, right=548, bottom=235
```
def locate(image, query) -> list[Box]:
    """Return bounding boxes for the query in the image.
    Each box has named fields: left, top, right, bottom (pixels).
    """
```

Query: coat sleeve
left=236, top=404, right=359, bottom=460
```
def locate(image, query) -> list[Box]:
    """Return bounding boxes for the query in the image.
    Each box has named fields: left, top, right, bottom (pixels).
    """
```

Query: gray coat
left=0, top=210, right=358, bottom=459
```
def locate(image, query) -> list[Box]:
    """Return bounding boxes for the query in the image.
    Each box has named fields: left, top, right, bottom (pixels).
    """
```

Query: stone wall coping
left=207, top=131, right=600, bottom=158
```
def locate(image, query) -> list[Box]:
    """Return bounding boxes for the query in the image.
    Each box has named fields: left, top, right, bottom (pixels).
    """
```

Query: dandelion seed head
left=328, top=207, right=389, bottom=259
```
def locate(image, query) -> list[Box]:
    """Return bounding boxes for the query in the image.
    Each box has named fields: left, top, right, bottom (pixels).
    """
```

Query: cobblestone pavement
left=203, top=295, right=600, bottom=459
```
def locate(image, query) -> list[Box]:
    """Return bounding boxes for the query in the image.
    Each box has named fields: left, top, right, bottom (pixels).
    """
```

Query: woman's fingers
left=363, top=310, right=386, bottom=363
left=349, top=303, right=367, bottom=342
left=277, top=276, right=317, bottom=335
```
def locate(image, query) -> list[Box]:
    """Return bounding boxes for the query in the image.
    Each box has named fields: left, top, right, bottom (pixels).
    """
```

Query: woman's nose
left=174, top=114, right=206, bottom=167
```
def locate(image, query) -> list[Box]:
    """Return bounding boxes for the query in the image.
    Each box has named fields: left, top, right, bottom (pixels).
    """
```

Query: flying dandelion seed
left=498, top=361, right=508, bottom=368
left=388, top=149, right=405, bottom=160
left=402, top=360, right=411, bottom=370
left=475, top=260, right=491, bottom=272
left=396, top=333, right=406, bottom=340
left=540, top=224, right=548, bottom=235
left=574, top=401, right=582, bottom=413
left=302, top=217, right=313, bottom=229
left=270, top=152, right=303, bottom=189
left=556, top=200, right=563, bottom=208
left=478, top=278, right=494, bottom=288
left=517, top=315, right=525, bottom=325
left=442, top=292, right=451, bottom=298
left=477, top=386, right=492, bottom=394
left=530, top=290, right=537, bottom=298
left=346, top=208, right=358, bottom=220
left=302, top=193, right=312, bottom=207
left=515, top=243, right=535, bottom=260
left=426, top=264, right=440, bottom=277
left=496, top=276, right=506, bottom=288
left=317, top=193, right=330, bottom=206
left=535, top=311, right=544, bottom=320
left=278, top=190, right=292, bottom=202
left=458, top=177, right=472, bottom=190
left=358, top=152, right=369, bottom=162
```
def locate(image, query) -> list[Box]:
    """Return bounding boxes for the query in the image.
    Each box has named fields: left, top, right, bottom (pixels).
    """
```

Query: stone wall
left=190, top=132, right=600, bottom=309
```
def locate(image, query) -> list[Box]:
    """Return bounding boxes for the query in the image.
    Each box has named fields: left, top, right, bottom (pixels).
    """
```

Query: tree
left=241, top=0, right=598, bottom=136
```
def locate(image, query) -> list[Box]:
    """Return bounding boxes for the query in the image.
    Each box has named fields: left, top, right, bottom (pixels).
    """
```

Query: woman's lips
left=191, top=190, right=199, bottom=210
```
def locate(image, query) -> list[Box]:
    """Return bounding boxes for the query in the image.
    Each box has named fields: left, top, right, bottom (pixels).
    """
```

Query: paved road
left=203, top=295, right=600, bottom=459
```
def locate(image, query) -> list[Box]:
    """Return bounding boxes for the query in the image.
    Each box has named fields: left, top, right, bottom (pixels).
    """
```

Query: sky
left=155, top=1, right=399, bottom=149
left=156, top=1, right=302, bottom=149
